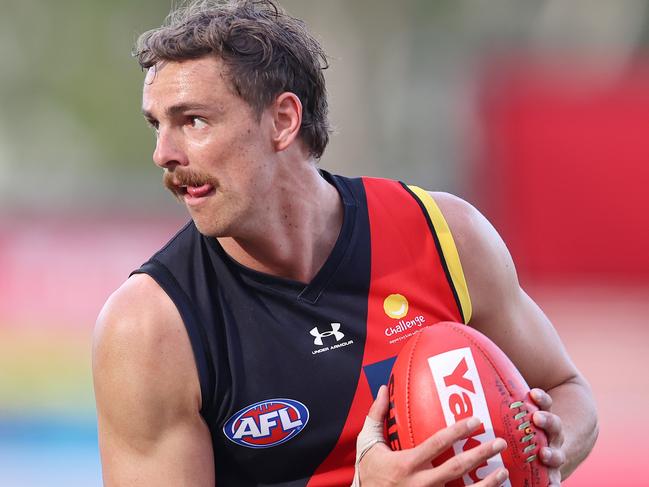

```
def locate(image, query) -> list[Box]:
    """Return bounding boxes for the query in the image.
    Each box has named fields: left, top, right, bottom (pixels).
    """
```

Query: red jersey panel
left=307, top=178, right=467, bottom=486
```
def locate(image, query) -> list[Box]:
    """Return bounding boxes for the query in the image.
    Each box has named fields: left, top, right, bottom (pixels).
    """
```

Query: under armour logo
left=310, top=323, right=345, bottom=346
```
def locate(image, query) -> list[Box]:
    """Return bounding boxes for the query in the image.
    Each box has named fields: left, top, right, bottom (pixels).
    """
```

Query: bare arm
left=93, top=274, right=214, bottom=486
left=434, top=192, right=598, bottom=482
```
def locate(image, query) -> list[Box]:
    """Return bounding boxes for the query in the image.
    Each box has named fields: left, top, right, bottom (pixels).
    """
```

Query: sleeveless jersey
left=132, top=173, right=472, bottom=486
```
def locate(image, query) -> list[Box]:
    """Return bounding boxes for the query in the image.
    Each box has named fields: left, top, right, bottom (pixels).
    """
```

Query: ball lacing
left=509, top=401, right=538, bottom=463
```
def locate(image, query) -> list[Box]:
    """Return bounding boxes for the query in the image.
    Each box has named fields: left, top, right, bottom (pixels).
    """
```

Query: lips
left=179, top=183, right=215, bottom=207
left=186, top=183, right=214, bottom=198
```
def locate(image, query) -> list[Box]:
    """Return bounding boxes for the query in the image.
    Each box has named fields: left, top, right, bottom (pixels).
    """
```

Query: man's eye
left=190, top=117, right=208, bottom=129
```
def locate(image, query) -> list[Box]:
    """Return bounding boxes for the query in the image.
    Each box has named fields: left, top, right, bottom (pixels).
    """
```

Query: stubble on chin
left=191, top=213, right=234, bottom=239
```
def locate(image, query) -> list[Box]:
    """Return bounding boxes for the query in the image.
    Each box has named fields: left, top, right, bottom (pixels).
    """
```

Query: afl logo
left=223, top=398, right=309, bottom=449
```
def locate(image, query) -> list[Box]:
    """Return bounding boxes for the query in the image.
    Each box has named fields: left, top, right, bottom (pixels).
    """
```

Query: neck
left=218, top=164, right=343, bottom=283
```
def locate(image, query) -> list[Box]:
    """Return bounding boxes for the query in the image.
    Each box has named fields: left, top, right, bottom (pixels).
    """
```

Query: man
left=93, top=1, right=598, bottom=485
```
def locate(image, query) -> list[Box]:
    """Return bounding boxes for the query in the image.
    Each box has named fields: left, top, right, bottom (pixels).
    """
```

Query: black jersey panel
left=132, top=174, right=373, bottom=486
left=208, top=175, right=372, bottom=485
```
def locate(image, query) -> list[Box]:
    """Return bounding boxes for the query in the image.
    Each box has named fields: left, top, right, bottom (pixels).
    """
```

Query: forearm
left=546, top=376, right=599, bottom=479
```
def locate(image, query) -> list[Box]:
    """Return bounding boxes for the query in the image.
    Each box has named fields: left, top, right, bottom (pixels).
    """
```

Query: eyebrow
left=141, top=102, right=217, bottom=121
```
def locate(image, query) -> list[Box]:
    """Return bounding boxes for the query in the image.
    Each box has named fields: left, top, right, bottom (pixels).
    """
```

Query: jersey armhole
left=131, top=260, right=215, bottom=415
left=404, top=185, right=473, bottom=324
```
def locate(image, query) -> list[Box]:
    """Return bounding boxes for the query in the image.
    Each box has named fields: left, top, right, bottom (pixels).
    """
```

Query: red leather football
left=387, top=322, right=549, bottom=486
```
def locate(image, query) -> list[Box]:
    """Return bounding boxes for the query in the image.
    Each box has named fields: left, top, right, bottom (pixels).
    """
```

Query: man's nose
left=152, top=129, right=188, bottom=169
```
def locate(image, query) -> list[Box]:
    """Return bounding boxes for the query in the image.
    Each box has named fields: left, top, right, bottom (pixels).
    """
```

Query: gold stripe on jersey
left=407, top=185, right=472, bottom=324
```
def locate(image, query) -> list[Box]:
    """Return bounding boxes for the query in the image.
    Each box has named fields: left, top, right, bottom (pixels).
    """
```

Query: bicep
left=93, top=275, right=215, bottom=486
left=99, top=415, right=214, bottom=487
left=97, top=407, right=213, bottom=486
left=472, top=285, right=579, bottom=392
left=434, top=192, right=580, bottom=391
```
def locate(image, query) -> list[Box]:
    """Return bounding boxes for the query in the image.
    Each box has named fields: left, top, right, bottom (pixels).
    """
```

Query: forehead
left=141, top=57, right=234, bottom=114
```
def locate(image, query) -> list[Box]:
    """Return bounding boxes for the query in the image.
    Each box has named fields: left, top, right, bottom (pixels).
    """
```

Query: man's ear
left=271, top=92, right=302, bottom=152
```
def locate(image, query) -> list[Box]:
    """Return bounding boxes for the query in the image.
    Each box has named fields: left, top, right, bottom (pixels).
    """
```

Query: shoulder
left=94, top=274, right=191, bottom=370
left=93, top=274, right=201, bottom=446
left=429, top=192, right=520, bottom=322
left=95, top=273, right=175, bottom=330
left=430, top=192, right=512, bottom=272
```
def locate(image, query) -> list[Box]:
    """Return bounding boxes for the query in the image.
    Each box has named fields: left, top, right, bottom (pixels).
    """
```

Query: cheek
left=208, top=125, right=254, bottom=159
left=233, top=131, right=269, bottom=172
left=187, top=127, right=228, bottom=155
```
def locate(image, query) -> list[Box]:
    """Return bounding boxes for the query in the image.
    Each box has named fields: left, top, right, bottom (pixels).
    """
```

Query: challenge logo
left=382, top=294, right=428, bottom=345
left=223, top=399, right=309, bottom=449
left=428, top=348, right=511, bottom=486
left=383, top=294, right=409, bottom=319
left=384, top=315, right=426, bottom=337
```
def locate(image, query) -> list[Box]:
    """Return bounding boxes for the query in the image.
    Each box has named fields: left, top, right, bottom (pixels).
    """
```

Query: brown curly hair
left=134, top=0, right=330, bottom=159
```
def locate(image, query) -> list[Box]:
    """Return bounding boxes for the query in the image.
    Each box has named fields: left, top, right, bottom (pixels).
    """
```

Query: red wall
left=478, top=60, right=649, bottom=282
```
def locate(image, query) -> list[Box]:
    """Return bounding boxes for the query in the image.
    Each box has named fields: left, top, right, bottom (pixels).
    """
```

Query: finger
left=435, top=438, right=507, bottom=483
left=476, top=467, right=509, bottom=487
left=530, top=388, right=553, bottom=410
left=367, top=385, right=389, bottom=422
left=548, top=469, right=562, bottom=487
left=415, top=437, right=508, bottom=485
left=412, top=464, right=509, bottom=487
left=409, top=417, right=483, bottom=465
left=539, top=446, right=566, bottom=469
left=533, top=411, right=564, bottom=447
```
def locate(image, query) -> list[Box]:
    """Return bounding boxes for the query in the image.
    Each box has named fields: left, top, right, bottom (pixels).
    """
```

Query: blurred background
left=1, top=0, right=647, bottom=485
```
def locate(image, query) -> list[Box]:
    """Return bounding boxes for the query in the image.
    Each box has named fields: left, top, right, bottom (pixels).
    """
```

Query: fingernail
left=535, top=413, right=546, bottom=427
left=497, top=468, right=509, bottom=482
left=541, top=447, right=551, bottom=461
left=467, top=417, right=480, bottom=430
left=492, top=438, right=507, bottom=453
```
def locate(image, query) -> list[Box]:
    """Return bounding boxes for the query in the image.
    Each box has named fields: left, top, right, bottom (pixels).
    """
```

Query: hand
left=354, top=385, right=509, bottom=486
left=530, top=389, right=566, bottom=487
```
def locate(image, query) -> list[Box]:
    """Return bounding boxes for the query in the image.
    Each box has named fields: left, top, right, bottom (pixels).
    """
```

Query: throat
left=218, top=166, right=345, bottom=283
left=218, top=235, right=330, bottom=284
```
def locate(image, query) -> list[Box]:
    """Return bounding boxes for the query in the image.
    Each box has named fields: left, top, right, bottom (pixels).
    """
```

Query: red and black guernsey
left=132, top=172, right=472, bottom=486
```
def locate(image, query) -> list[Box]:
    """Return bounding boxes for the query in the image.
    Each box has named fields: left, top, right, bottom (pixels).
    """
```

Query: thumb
left=353, top=385, right=390, bottom=487
left=357, top=384, right=389, bottom=464
left=368, top=384, right=389, bottom=423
